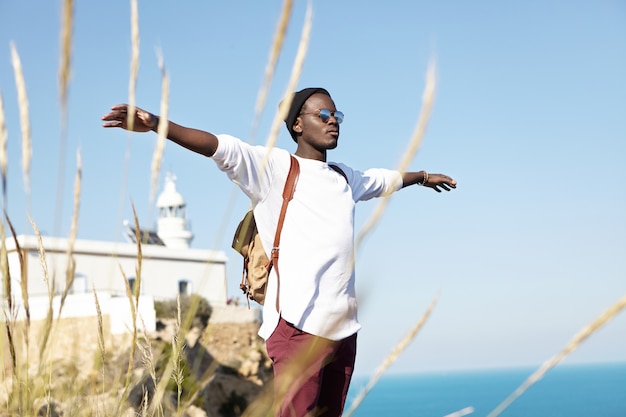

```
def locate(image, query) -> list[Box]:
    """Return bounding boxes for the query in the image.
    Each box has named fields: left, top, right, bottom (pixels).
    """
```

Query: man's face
left=293, top=93, right=340, bottom=152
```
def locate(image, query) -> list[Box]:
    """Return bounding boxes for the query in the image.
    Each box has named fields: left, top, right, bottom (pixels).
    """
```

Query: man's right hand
left=101, top=104, right=157, bottom=132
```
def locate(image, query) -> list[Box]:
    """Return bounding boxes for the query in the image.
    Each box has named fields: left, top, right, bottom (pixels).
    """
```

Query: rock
left=184, top=405, right=208, bottom=417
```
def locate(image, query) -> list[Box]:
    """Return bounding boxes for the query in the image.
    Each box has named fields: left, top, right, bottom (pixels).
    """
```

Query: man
left=102, top=88, right=456, bottom=416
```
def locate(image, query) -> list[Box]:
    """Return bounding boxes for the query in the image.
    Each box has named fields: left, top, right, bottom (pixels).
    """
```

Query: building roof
left=6, top=234, right=228, bottom=263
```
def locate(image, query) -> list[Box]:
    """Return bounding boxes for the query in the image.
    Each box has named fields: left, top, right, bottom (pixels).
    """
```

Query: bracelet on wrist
left=418, top=171, right=429, bottom=186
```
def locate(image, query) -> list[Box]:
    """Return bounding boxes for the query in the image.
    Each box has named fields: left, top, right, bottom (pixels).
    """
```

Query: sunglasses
left=300, top=108, right=344, bottom=124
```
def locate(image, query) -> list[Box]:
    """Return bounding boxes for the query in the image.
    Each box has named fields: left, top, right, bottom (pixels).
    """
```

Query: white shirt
left=212, top=134, right=402, bottom=341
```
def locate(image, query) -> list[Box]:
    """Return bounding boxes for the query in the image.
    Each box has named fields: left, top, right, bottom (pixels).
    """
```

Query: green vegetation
left=154, top=294, right=213, bottom=328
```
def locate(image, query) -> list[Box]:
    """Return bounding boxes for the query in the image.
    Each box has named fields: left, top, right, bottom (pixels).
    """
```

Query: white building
left=1, top=174, right=253, bottom=335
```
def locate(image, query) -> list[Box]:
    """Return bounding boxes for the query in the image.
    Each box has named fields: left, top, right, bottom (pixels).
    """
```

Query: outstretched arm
left=101, top=104, right=218, bottom=157
left=402, top=171, right=457, bottom=193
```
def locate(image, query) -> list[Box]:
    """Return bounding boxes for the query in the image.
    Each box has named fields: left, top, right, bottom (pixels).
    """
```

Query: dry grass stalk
left=486, top=293, right=626, bottom=417
left=27, top=216, right=55, bottom=366
left=58, top=149, right=82, bottom=315
left=59, top=0, right=73, bottom=116
left=4, top=214, right=32, bottom=406
left=127, top=0, right=140, bottom=132
left=142, top=276, right=219, bottom=414
left=344, top=291, right=440, bottom=417
left=1, top=221, right=11, bottom=313
left=224, top=0, right=295, bottom=252
left=150, top=52, right=169, bottom=204
left=261, top=1, right=312, bottom=170
left=356, top=60, right=437, bottom=250
left=148, top=295, right=196, bottom=417
left=272, top=337, right=350, bottom=416
left=234, top=2, right=312, bottom=269
left=249, top=0, right=293, bottom=143
left=5, top=214, right=30, bottom=326
left=172, top=296, right=185, bottom=412
left=2, top=312, right=17, bottom=407
left=240, top=386, right=274, bottom=417
left=9, top=43, right=32, bottom=198
left=92, top=287, right=107, bottom=413
left=120, top=265, right=136, bottom=318
left=150, top=353, right=173, bottom=414
left=116, top=268, right=136, bottom=414
left=443, top=406, right=475, bottom=417
left=131, top=204, right=143, bottom=304
left=394, top=60, right=437, bottom=175
left=28, top=220, right=55, bottom=417
left=0, top=90, right=7, bottom=208
left=138, top=317, right=158, bottom=408
left=0, top=213, right=39, bottom=410
left=117, top=204, right=143, bottom=412
left=94, top=289, right=106, bottom=360
left=0, top=222, right=18, bottom=382
left=55, top=0, right=74, bottom=242
left=141, top=389, right=150, bottom=417
left=176, top=360, right=220, bottom=416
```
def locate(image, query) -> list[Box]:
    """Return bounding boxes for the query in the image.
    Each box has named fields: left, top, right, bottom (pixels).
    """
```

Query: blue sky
left=1, top=1, right=624, bottom=376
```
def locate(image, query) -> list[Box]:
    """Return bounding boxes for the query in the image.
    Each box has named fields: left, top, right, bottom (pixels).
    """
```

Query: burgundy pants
left=266, top=317, right=357, bottom=417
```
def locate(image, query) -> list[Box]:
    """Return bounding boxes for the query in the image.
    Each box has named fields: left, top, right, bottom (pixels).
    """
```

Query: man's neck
left=294, top=147, right=327, bottom=162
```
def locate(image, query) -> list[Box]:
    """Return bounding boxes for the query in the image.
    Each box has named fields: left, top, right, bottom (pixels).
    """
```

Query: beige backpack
left=232, top=155, right=300, bottom=307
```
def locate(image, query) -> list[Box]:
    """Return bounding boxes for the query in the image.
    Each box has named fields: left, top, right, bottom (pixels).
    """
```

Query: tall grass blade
left=486, top=293, right=626, bottom=417
left=1, top=222, right=19, bottom=411
left=344, top=291, right=440, bottom=417
left=4, top=214, right=29, bottom=326
left=356, top=60, right=437, bottom=249
left=127, top=0, right=140, bottom=132
left=4, top=216, right=33, bottom=412
left=1, top=221, right=11, bottom=313
left=117, top=269, right=135, bottom=415
left=131, top=204, right=142, bottom=305
left=93, top=287, right=106, bottom=407
left=27, top=216, right=54, bottom=366
left=149, top=295, right=191, bottom=417
left=115, top=0, right=140, bottom=258
left=2, top=311, right=17, bottom=393
left=138, top=317, right=158, bottom=412
left=0, top=222, right=18, bottom=387
left=240, top=385, right=274, bottom=417
left=29, top=217, right=55, bottom=417
left=249, top=0, right=293, bottom=144
left=214, top=0, right=294, bottom=266
left=231, top=2, right=312, bottom=260
left=444, top=406, right=475, bottom=417
left=9, top=43, right=32, bottom=199
left=141, top=390, right=149, bottom=417
left=117, top=204, right=143, bottom=414
left=93, top=287, right=106, bottom=355
left=0, top=90, right=7, bottom=209
left=59, top=0, right=73, bottom=115
left=55, top=0, right=74, bottom=239
left=173, top=296, right=184, bottom=412
left=120, top=265, right=136, bottom=319
left=150, top=52, right=169, bottom=204
left=262, top=0, right=312, bottom=162
left=58, top=149, right=82, bottom=316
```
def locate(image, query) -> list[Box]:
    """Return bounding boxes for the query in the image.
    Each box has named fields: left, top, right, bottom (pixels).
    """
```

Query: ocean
left=346, top=362, right=626, bottom=417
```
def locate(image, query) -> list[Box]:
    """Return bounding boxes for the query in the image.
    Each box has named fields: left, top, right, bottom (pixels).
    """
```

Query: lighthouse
left=155, top=173, right=194, bottom=249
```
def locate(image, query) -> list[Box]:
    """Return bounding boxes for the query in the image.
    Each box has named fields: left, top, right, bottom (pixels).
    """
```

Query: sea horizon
left=353, top=359, right=626, bottom=379
left=347, top=361, right=626, bottom=417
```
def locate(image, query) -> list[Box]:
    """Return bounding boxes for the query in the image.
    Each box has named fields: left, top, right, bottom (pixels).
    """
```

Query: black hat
left=283, top=87, right=330, bottom=141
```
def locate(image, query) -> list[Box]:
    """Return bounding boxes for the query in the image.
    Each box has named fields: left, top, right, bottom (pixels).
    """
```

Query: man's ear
left=292, top=117, right=303, bottom=134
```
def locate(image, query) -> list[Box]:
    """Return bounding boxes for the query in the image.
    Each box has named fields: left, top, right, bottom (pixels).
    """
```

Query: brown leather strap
left=269, top=155, right=300, bottom=312
left=273, top=156, right=300, bottom=251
